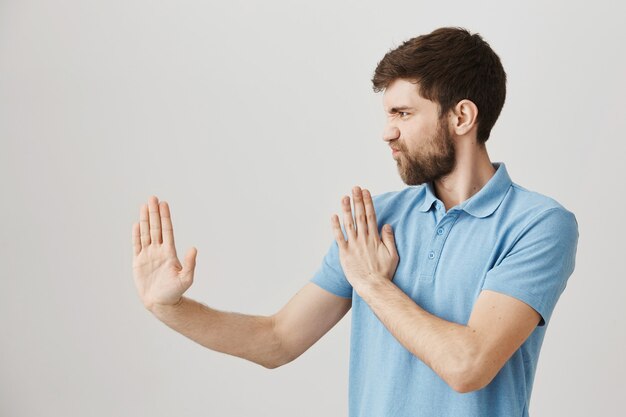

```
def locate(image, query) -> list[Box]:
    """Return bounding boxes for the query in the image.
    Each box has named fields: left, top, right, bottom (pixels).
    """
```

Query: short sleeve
left=481, top=207, right=579, bottom=326
left=310, top=238, right=353, bottom=299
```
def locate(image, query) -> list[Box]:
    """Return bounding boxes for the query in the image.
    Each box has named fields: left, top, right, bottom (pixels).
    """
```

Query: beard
left=395, top=118, right=456, bottom=186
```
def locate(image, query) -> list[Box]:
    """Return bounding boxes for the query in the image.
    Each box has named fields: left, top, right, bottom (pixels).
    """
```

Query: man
left=132, top=27, right=578, bottom=416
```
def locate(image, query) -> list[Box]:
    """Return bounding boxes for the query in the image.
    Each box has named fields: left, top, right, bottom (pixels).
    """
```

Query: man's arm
left=150, top=283, right=351, bottom=369
left=358, top=282, right=540, bottom=393
left=133, top=195, right=351, bottom=369
left=330, top=186, right=556, bottom=393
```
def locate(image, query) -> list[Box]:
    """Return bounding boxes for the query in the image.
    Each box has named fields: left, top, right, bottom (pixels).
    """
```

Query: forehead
left=382, top=78, right=436, bottom=112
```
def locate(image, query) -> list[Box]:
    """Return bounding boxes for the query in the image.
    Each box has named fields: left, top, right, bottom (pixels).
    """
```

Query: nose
left=382, top=122, right=400, bottom=143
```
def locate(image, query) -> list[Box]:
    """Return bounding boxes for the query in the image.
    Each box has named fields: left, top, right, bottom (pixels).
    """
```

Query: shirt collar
left=417, top=162, right=512, bottom=218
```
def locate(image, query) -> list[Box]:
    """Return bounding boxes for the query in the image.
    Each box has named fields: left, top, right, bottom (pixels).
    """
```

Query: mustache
left=389, top=143, right=405, bottom=152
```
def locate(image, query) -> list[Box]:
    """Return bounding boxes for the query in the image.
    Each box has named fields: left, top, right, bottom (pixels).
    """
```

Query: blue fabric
left=310, top=162, right=579, bottom=417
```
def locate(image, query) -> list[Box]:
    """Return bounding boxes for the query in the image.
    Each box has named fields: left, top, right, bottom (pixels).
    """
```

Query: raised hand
left=331, top=186, right=399, bottom=294
left=132, top=196, right=197, bottom=310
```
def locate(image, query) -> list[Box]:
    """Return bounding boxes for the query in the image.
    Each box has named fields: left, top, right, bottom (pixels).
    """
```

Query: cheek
left=401, top=126, right=429, bottom=152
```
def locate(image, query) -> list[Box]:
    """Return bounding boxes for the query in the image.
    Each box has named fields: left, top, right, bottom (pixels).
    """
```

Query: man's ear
left=449, top=99, right=479, bottom=137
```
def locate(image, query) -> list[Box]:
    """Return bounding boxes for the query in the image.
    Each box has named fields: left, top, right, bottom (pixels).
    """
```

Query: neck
left=433, top=142, right=496, bottom=211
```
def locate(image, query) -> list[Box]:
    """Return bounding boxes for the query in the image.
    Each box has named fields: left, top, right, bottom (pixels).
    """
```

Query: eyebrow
left=387, top=106, right=415, bottom=113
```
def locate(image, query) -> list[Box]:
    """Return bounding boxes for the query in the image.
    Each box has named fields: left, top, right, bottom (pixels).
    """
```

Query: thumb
left=381, top=224, right=397, bottom=253
left=182, top=247, right=198, bottom=277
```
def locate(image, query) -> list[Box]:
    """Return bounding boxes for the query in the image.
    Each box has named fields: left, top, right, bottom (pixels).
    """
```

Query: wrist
left=147, top=296, right=185, bottom=315
left=354, top=275, right=392, bottom=300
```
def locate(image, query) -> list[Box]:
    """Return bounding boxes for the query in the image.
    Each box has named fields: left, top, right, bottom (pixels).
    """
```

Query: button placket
left=418, top=212, right=460, bottom=281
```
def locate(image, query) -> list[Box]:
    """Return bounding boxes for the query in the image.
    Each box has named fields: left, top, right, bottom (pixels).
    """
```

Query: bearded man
left=133, top=26, right=579, bottom=417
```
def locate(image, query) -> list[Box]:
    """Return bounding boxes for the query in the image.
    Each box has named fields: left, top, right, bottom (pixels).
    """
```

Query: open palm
left=132, top=196, right=197, bottom=310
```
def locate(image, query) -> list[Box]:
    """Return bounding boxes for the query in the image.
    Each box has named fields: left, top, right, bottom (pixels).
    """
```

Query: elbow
left=258, top=352, right=282, bottom=369
left=441, top=352, right=494, bottom=394
left=449, top=378, right=481, bottom=394
left=259, top=345, right=299, bottom=369
left=261, top=361, right=281, bottom=370
left=259, top=352, right=296, bottom=370
left=447, top=365, right=494, bottom=394
left=259, top=316, right=297, bottom=370
left=442, top=339, right=496, bottom=394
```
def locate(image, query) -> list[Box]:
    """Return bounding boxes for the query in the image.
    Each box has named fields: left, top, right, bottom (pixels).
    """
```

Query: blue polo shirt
left=310, top=162, right=579, bottom=417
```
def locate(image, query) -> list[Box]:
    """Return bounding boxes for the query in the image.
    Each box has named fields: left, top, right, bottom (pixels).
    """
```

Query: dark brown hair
left=372, top=27, right=506, bottom=143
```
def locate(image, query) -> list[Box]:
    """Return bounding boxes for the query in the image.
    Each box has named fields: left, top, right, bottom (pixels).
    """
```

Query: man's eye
left=399, top=112, right=410, bottom=117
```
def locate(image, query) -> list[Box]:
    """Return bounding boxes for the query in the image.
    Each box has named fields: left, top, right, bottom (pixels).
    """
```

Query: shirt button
left=428, top=251, right=435, bottom=259
left=437, top=228, right=444, bottom=235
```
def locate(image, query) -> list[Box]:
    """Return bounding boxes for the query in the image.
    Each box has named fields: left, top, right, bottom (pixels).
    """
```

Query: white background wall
left=1, top=0, right=624, bottom=415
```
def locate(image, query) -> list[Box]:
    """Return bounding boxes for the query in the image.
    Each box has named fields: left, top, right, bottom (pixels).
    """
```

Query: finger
left=381, top=224, right=398, bottom=256
left=352, top=186, right=367, bottom=239
left=139, top=203, right=151, bottom=247
left=362, top=189, right=380, bottom=240
left=341, top=195, right=356, bottom=241
left=331, top=214, right=347, bottom=250
left=132, top=222, right=141, bottom=256
left=182, top=247, right=198, bottom=279
left=148, top=195, right=162, bottom=245
left=159, top=201, right=176, bottom=248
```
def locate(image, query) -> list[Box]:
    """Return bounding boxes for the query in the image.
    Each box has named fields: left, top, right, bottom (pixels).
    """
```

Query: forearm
left=149, top=296, right=284, bottom=369
left=357, top=279, right=481, bottom=392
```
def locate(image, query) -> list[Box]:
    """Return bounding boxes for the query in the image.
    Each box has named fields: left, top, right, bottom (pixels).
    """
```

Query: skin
left=382, top=78, right=496, bottom=210
left=132, top=78, right=541, bottom=391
